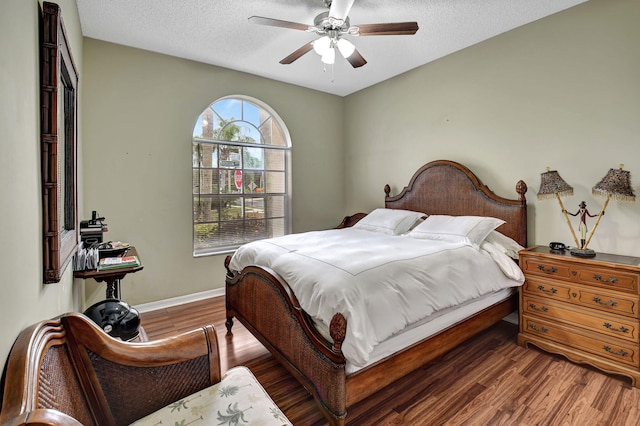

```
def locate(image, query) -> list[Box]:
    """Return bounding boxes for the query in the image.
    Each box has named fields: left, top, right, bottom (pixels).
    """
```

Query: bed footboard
left=225, top=256, right=348, bottom=425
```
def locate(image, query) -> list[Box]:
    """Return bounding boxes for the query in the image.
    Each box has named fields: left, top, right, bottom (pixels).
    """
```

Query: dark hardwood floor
left=140, top=296, right=640, bottom=425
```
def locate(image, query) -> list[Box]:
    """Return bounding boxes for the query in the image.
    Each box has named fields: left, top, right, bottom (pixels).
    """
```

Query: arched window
left=192, top=96, right=291, bottom=255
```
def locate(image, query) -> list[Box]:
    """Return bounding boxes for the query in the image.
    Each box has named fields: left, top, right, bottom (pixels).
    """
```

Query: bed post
left=225, top=260, right=348, bottom=424
left=224, top=256, right=235, bottom=335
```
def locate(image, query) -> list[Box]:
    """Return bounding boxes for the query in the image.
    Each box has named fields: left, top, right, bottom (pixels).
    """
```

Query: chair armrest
left=61, top=314, right=221, bottom=381
left=1, top=313, right=222, bottom=426
left=1, top=408, right=85, bottom=426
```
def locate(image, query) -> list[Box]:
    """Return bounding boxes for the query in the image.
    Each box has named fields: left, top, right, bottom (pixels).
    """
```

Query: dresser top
left=522, top=245, right=640, bottom=269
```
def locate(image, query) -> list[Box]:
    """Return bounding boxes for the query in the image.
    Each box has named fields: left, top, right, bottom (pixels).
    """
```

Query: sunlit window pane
left=219, top=145, right=241, bottom=168
left=244, top=219, right=267, bottom=240
left=219, top=221, right=245, bottom=246
left=220, top=169, right=242, bottom=194
left=193, top=195, right=220, bottom=222
left=265, top=149, right=284, bottom=171
left=194, top=222, right=219, bottom=250
left=216, top=99, right=241, bottom=122
left=266, top=171, right=285, bottom=193
left=202, top=108, right=215, bottom=138
left=244, top=147, right=264, bottom=169
left=220, top=197, right=243, bottom=220
left=267, top=218, right=285, bottom=237
left=244, top=171, right=264, bottom=193
left=200, top=170, right=218, bottom=195
left=245, top=197, right=265, bottom=219
left=243, top=102, right=260, bottom=127
left=266, top=196, right=285, bottom=218
left=271, top=122, right=286, bottom=147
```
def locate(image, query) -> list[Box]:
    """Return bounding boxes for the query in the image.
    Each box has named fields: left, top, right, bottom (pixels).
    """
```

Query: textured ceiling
left=76, top=0, right=587, bottom=96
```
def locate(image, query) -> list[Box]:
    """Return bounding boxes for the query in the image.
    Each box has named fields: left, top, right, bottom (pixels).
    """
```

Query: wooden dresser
left=518, top=245, right=640, bottom=386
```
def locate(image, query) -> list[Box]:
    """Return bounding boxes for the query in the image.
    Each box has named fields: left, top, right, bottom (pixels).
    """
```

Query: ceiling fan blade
left=357, top=22, right=419, bottom=36
left=329, top=0, right=356, bottom=20
left=345, top=48, right=367, bottom=68
left=279, top=42, right=314, bottom=64
left=249, top=16, right=309, bottom=31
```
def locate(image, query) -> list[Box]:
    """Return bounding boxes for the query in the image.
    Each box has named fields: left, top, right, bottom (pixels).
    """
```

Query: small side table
left=74, top=247, right=144, bottom=299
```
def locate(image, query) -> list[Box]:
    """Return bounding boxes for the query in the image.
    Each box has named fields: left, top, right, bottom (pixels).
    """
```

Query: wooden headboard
left=384, top=160, right=528, bottom=247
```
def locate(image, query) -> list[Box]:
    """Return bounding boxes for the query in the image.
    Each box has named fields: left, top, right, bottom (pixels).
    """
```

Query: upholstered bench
left=131, top=366, right=290, bottom=425
left=0, top=312, right=291, bottom=426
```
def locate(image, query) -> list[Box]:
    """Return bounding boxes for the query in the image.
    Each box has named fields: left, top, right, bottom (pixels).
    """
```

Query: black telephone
left=549, top=242, right=566, bottom=251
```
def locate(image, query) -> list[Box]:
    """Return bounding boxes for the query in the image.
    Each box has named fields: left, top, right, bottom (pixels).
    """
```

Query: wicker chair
left=0, top=312, right=290, bottom=426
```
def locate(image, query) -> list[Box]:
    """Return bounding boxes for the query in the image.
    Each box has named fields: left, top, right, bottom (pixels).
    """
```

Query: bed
left=224, top=159, right=528, bottom=425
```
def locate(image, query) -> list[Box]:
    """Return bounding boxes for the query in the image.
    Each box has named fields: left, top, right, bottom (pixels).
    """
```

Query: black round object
left=83, top=299, right=140, bottom=341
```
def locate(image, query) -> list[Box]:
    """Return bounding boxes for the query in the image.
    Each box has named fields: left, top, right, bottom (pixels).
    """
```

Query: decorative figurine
left=565, top=201, right=599, bottom=249
left=564, top=201, right=604, bottom=257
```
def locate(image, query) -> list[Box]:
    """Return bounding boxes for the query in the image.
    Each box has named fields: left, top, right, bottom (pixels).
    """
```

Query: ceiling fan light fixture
left=337, top=38, right=355, bottom=58
left=313, top=36, right=331, bottom=55
left=249, top=2, right=419, bottom=69
left=321, top=47, right=336, bottom=64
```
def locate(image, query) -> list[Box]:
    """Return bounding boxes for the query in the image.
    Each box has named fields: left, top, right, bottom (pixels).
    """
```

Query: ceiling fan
left=249, top=0, right=419, bottom=68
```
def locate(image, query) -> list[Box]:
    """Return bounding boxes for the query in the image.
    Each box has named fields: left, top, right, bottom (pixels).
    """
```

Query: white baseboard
left=135, top=288, right=225, bottom=313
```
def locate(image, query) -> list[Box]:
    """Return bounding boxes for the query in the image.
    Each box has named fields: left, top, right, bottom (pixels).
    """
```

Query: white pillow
left=407, top=215, right=505, bottom=247
left=353, top=208, right=425, bottom=235
left=484, top=230, right=525, bottom=259
left=480, top=240, right=525, bottom=282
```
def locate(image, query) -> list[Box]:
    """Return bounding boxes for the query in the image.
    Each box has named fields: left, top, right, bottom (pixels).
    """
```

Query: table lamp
left=537, top=168, right=580, bottom=249
left=577, top=165, right=636, bottom=257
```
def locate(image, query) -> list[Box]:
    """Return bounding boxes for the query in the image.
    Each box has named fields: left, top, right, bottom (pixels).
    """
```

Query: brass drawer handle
left=538, top=265, right=557, bottom=273
left=604, top=323, right=629, bottom=334
left=537, top=285, right=558, bottom=294
left=603, top=346, right=628, bottom=357
left=529, top=303, right=548, bottom=313
left=593, top=297, right=618, bottom=307
left=529, top=323, right=548, bottom=333
left=593, top=274, right=618, bottom=284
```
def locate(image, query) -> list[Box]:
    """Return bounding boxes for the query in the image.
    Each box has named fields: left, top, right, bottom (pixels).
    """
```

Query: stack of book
left=97, top=255, right=141, bottom=271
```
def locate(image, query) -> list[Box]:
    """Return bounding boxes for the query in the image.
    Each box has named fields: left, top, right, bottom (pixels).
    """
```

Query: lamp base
left=570, top=248, right=596, bottom=258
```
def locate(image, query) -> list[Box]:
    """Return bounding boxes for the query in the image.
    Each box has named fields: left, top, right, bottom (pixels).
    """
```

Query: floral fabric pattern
left=130, top=366, right=291, bottom=426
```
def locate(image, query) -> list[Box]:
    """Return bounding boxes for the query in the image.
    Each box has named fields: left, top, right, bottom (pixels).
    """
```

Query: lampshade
left=537, top=170, right=574, bottom=200
left=337, top=38, right=355, bottom=58
left=321, top=47, right=335, bottom=64
left=313, top=36, right=331, bottom=56
left=592, top=166, right=636, bottom=202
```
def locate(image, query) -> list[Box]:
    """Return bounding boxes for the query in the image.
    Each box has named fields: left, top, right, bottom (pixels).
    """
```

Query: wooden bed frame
left=224, top=160, right=528, bottom=425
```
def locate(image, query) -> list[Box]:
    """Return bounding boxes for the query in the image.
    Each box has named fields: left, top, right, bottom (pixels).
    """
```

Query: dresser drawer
left=521, top=255, right=639, bottom=294
left=522, top=278, right=572, bottom=302
left=522, top=315, right=639, bottom=367
left=522, top=295, right=639, bottom=344
left=521, top=257, right=573, bottom=281
left=523, top=276, right=640, bottom=318
left=575, top=266, right=638, bottom=293
left=578, top=288, right=640, bottom=318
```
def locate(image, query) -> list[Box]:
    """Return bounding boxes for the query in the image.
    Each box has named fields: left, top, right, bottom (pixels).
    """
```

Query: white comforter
left=229, top=228, right=524, bottom=368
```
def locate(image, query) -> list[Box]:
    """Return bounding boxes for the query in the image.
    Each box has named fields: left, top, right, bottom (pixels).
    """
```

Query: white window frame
left=192, top=95, right=292, bottom=256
